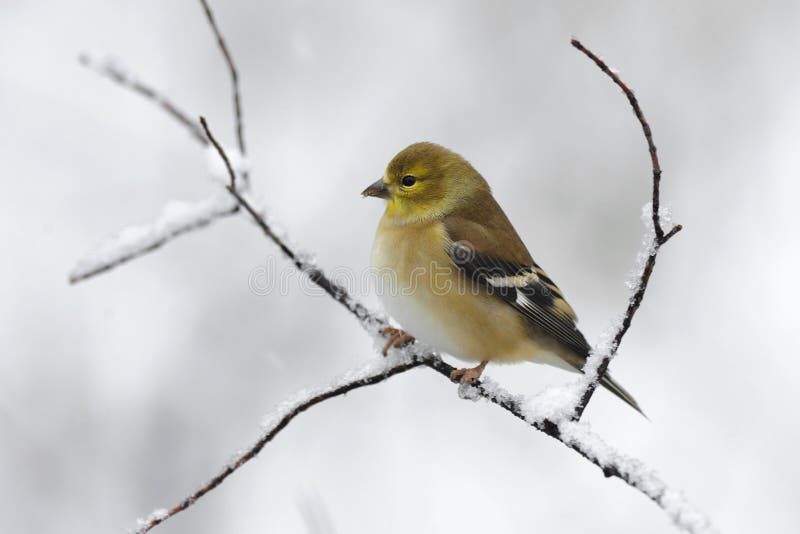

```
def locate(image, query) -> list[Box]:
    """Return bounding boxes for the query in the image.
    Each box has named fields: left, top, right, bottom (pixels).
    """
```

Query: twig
left=73, top=58, right=241, bottom=284
left=78, top=16, right=711, bottom=532
left=569, top=39, right=683, bottom=420
left=78, top=53, right=208, bottom=146
left=133, top=356, right=426, bottom=534
left=133, top=347, right=715, bottom=534
left=68, top=194, right=238, bottom=284
left=71, top=2, right=254, bottom=284
left=198, top=0, right=247, bottom=169
left=199, top=117, right=375, bottom=322
left=168, top=120, right=716, bottom=534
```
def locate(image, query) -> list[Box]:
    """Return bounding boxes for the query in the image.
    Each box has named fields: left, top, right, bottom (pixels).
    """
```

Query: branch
left=198, top=0, right=248, bottom=183
left=150, top=118, right=716, bottom=534
left=69, top=194, right=237, bottom=284
left=78, top=53, right=208, bottom=146
left=200, top=116, right=376, bottom=324
left=569, top=39, right=684, bottom=420
left=134, top=354, right=426, bottom=534
left=133, top=347, right=716, bottom=534
left=71, top=1, right=253, bottom=284
left=74, top=5, right=711, bottom=530
left=72, top=57, right=240, bottom=284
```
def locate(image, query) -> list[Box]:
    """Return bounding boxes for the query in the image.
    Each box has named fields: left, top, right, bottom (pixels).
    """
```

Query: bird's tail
left=600, top=373, right=647, bottom=418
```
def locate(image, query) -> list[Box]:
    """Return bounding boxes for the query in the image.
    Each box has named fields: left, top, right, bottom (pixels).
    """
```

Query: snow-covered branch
left=70, top=57, right=243, bottom=284
left=134, top=351, right=427, bottom=534
left=68, top=193, right=238, bottom=284
left=569, top=38, right=684, bottom=420
left=78, top=52, right=208, bottom=146
left=70, top=0, right=253, bottom=284
left=133, top=336, right=717, bottom=534
left=72, top=2, right=711, bottom=532
left=174, top=117, right=714, bottom=534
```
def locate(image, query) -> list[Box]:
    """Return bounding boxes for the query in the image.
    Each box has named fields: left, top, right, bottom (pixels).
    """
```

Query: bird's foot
left=450, top=361, right=488, bottom=384
left=381, top=327, right=415, bottom=356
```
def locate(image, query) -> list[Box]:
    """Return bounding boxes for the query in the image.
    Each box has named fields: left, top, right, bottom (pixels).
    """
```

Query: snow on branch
left=200, top=116, right=379, bottom=325
left=71, top=0, right=255, bottom=284
left=78, top=52, right=208, bottom=146
left=568, top=38, right=684, bottom=420
left=160, top=117, right=715, bottom=534
left=73, top=2, right=711, bottom=531
left=69, top=193, right=238, bottom=284
left=446, top=366, right=717, bottom=534
left=134, top=351, right=427, bottom=534
left=71, top=56, right=242, bottom=284
left=132, top=335, right=717, bottom=534
left=74, top=23, right=249, bottom=284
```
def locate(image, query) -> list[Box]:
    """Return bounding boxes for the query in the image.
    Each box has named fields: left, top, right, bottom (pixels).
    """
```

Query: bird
left=362, top=141, right=643, bottom=414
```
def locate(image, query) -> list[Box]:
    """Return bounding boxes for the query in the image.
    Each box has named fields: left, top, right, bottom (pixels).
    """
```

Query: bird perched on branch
left=362, top=142, right=642, bottom=414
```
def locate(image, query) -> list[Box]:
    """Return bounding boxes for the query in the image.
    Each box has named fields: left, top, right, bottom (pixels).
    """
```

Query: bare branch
left=198, top=0, right=247, bottom=162
left=200, top=116, right=237, bottom=189
left=78, top=53, right=208, bottom=146
left=569, top=39, right=684, bottom=420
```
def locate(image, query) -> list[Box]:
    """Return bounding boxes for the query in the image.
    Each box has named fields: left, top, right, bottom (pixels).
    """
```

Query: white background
left=1, top=1, right=798, bottom=533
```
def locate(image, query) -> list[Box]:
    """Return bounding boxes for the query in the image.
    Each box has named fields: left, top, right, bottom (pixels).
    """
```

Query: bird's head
left=362, top=142, right=489, bottom=224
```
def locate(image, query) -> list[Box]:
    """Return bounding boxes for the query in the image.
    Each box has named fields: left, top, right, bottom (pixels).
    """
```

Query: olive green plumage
left=363, top=142, right=642, bottom=414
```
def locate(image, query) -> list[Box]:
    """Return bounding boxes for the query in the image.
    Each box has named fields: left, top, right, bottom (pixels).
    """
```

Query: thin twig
left=73, top=5, right=249, bottom=284
left=167, top=121, right=715, bottom=534
left=133, top=347, right=714, bottom=534
left=134, top=357, right=425, bottom=534
left=78, top=53, right=208, bottom=146
left=72, top=57, right=246, bottom=284
left=569, top=40, right=683, bottom=420
left=199, top=117, right=375, bottom=322
left=200, top=116, right=237, bottom=189
left=79, top=24, right=709, bottom=532
left=68, top=194, right=238, bottom=284
left=198, top=0, right=247, bottom=165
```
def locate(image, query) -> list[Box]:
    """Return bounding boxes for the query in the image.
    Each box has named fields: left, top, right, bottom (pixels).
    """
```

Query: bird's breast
left=371, top=219, right=463, bottom=354
left=369, top=218, right=532, bottom=362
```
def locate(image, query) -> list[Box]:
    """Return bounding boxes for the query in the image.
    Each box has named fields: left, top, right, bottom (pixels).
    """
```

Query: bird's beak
left=361, top=178, right=391, bottom=199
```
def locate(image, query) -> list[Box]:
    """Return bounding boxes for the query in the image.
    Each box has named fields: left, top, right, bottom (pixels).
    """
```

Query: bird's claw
left=449, top=361, right=488, bottom=384
left=381, top=327, right=415, bottom=356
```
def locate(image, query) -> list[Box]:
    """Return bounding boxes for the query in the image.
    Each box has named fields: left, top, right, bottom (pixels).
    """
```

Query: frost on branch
left=69, top=193, right=237, bottom=283
left=627, top=202, right=674, bottom=292
left=131, top=349, right=426, bottom=534
left=259, top=350, right=419, bottom=432
left=557, top=421, right=718, bottom=534
left=79, top=15, right=705, bottom=532
left=79, top=51, right=208, bottom=146
left=205, top=145, right=250, bottom=185
left=450, top=372, right=716, bottom=534
left=135, top=509, right=168, bottom=532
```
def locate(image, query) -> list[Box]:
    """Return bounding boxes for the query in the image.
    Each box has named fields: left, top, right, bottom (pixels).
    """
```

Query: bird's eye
left=401, top=175, right=417, bottom=187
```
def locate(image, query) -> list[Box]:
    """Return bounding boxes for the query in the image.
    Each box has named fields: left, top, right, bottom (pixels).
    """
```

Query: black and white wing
left=446, top=239, right=591, bottom=357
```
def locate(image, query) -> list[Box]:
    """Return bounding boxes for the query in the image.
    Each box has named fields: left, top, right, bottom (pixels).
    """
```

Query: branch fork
left=73, top=4, right=713, bottom=533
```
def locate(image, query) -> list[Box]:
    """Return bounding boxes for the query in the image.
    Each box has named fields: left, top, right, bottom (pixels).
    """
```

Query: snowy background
left=2, top=1, right=798, bottom=533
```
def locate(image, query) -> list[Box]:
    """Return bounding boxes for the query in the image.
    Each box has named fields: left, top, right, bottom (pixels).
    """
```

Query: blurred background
left=2, top=1, right=798, bottom=533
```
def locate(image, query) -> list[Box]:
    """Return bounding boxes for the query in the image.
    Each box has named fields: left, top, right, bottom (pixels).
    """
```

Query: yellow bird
left=362, top=142, right=642, bottom=414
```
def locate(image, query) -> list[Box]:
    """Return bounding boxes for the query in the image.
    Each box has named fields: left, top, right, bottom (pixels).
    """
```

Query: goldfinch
left=362, top=142, right=642, bottom=414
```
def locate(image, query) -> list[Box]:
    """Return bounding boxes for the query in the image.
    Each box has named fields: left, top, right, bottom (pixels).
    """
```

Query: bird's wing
left=443, top=210, right=590, bottom=357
